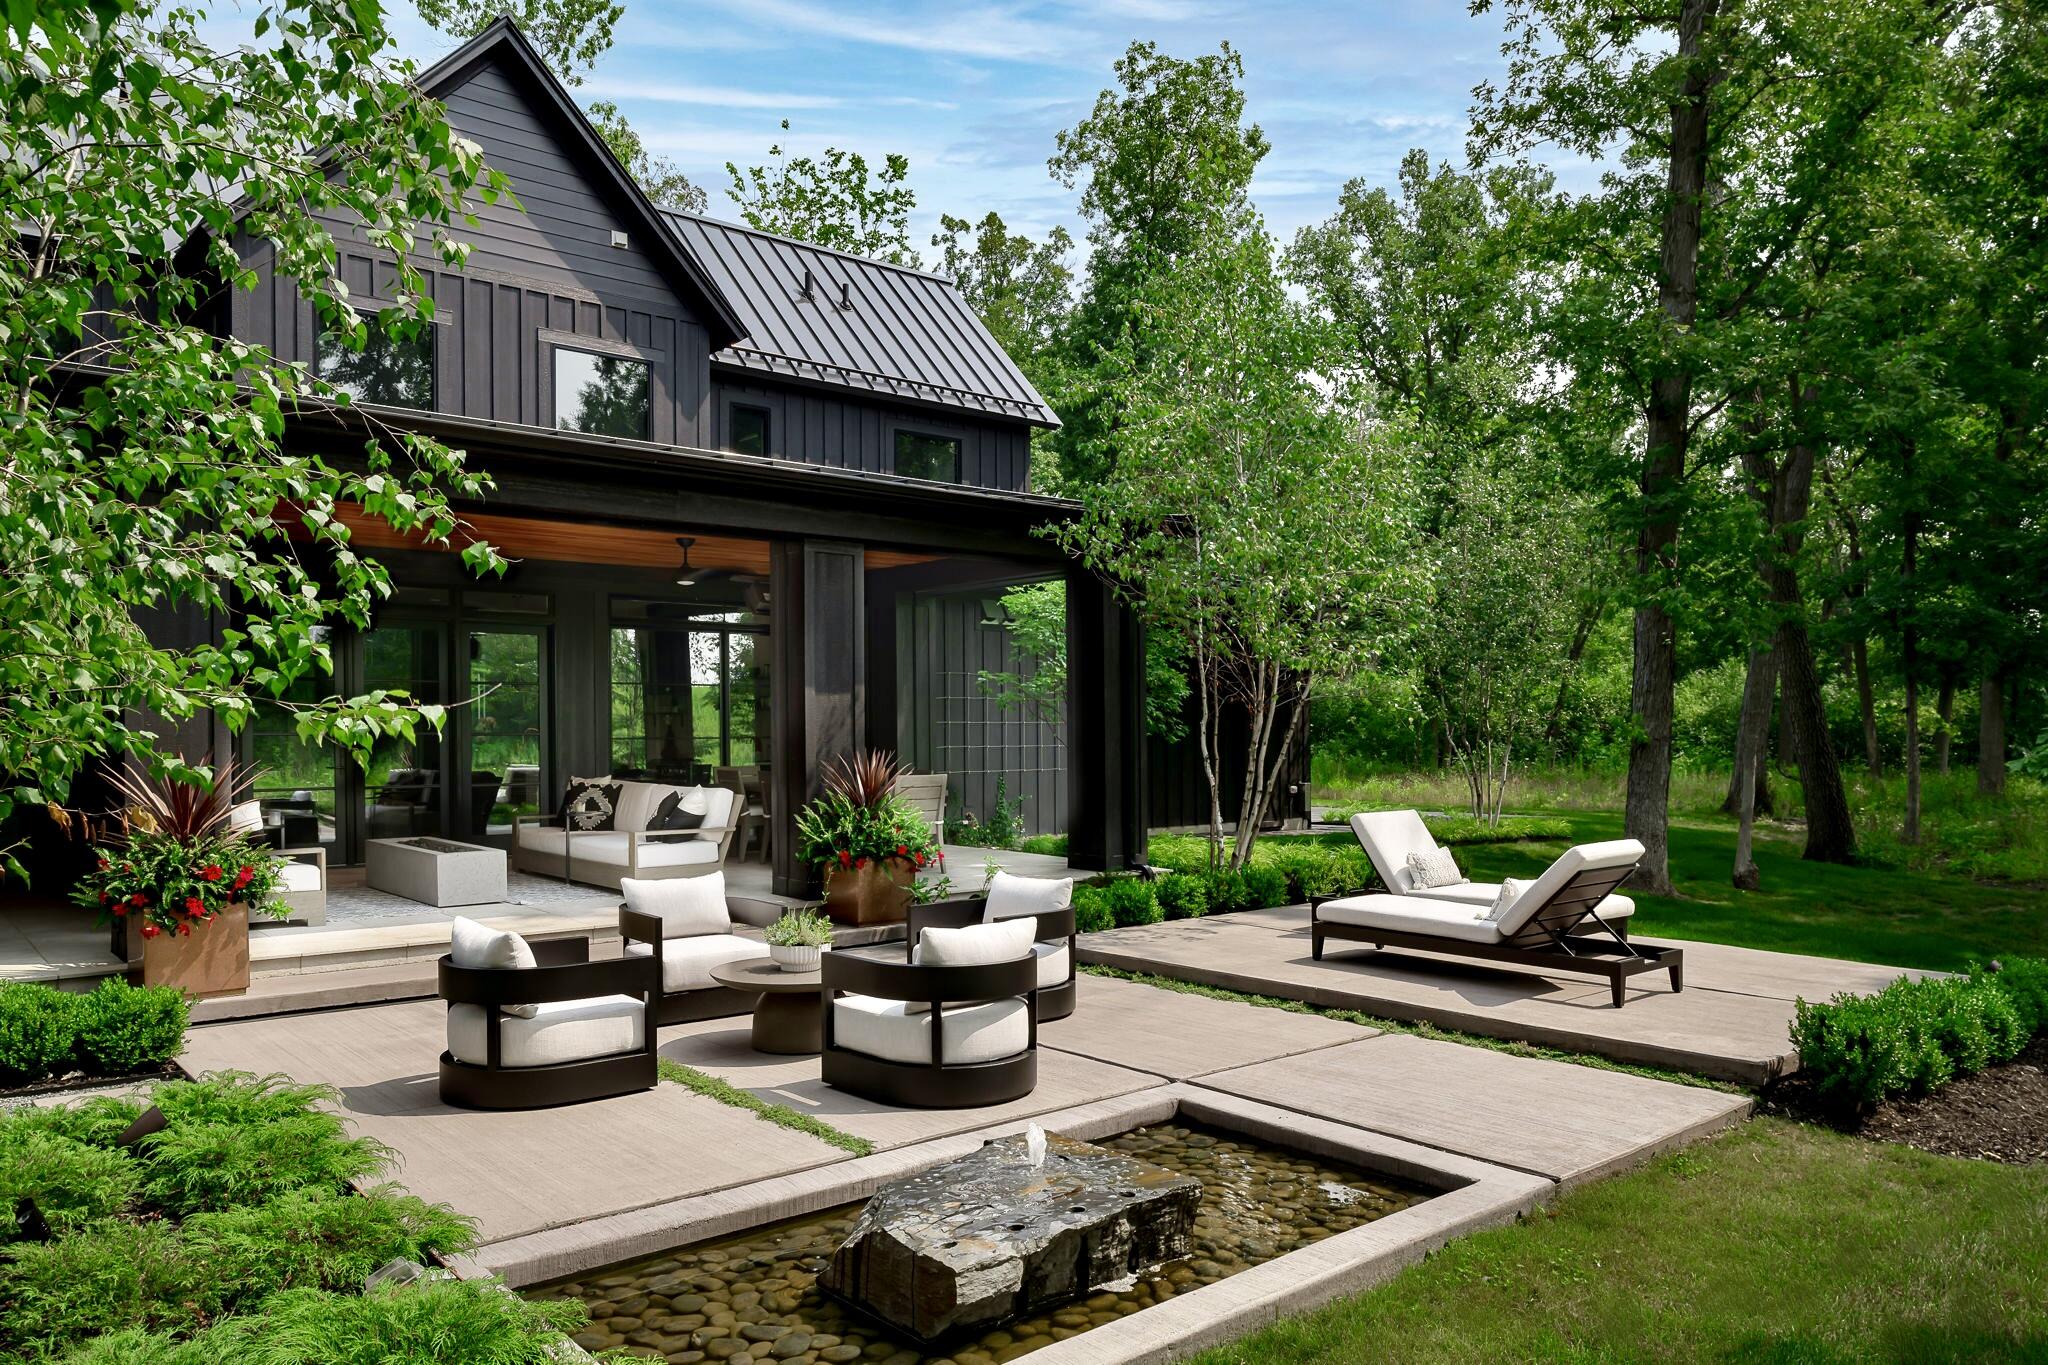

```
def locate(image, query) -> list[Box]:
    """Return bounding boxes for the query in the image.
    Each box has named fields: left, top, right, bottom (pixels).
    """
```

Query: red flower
left=855, top=857, right=867, bottom=870
left=914, top=853, right=926, bottom=867
left=113, top=905, right=127, bottom=918
left=837, top=850, right=852, bottom=868
left=896, top=844, right=908, bottom=857
left=129, top=892, right=147, bottom=907
left=185, top=896, right=203, bottom=916
left=235, top=866, right=254, bottom=888
left=97, top=857, right=109, bottom=871
left=201, top=865, right=223, bottom=882
left=141, top=923, right=159, bottom=939
left=176, top=922, right=190, bottom=937
left=98, top=890, right=109, bottom=903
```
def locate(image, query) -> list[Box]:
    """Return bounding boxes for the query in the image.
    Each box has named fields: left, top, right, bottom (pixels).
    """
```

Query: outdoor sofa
left=1349, top=808, right=1637, bottom=933
left=1311, top=838, right=1683, bottom=1008
left=617, top=872, right=777, bottom=1024
left=512, top=778, right=738, bottom=891
left=903, top=871, right=1077, bottom=1021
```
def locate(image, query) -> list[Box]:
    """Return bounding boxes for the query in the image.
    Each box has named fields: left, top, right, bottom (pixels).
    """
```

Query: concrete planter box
left=366, top=837, right=508, bottom=908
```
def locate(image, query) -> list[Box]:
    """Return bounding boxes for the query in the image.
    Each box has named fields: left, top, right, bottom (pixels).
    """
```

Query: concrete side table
left=709, top=957, right=825, bottom=1054
left=365, top=836, right=508, bottom=908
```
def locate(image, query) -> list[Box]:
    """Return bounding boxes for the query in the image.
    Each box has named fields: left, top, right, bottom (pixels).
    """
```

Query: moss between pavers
left=656, top=1059, right=874, bottom=1156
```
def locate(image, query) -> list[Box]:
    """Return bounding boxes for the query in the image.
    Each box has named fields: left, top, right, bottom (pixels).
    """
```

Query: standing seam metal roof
left=662, top=210, right=1059, bottom=428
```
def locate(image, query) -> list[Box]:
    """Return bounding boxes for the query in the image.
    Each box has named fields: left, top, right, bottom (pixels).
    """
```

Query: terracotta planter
left=823, top=860, right=914, bottom=926
left=127, top=902, right=250, bottom=999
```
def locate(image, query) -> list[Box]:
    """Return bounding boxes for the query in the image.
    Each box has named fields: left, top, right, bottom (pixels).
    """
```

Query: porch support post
left=771, top=539, right=866, bottom=898
left=1065, top=570, right=1147, bottom=871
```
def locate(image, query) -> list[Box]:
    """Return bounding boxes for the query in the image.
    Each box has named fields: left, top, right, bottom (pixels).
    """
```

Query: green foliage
left=0, top=983, right=78, bottom=1085
left=178, top=1186, right=476, bottom=1306
left=585, top=100, right=707, bottom=212
left=0, top=1094, right=145, bottom=1150
left=1018, top=833, right=1069, bottom=857
left=415, top=0, right=622, bottom=83
left=1071, top=885, right=1114, bottom=934
left=726, top=120, right=919, bottom=265
left=70, top=981, right=187, bottom=1077
left=1791, top=972, right=2032, bottom=1110
left=137, top=1088, right=393, bottom=1218
left=0, top=1219, right=197, bottom=1356
left=1973, top=957, right=2048, bottom=1038
left=0, top=1130, right=139, bottom=1240
left=1102, top=876, right=1163, bottom=928
left=793, top=752, right=942, bottom=875
left=1241, top=865, right=1290, bottom=910
left=1154, top=873, right=1210, bottom=920
left=762, top=908, right=833, bottom=949
left=75, top=819, right=287, bottom=936
left=930, top=213, right=1074, bottom=404
left=945, top=774, right=1028, bottom=850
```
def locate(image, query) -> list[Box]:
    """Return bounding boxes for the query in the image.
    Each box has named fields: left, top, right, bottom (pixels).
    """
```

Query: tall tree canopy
left=726, top=121, right=919, bottom=266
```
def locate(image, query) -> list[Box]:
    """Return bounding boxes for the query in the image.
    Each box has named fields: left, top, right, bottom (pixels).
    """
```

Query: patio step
left=249, top=904, right=621, bottom=978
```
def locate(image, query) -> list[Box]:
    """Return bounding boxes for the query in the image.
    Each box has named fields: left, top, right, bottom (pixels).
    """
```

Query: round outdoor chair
left=820, top=943, right=1040, bottom=1109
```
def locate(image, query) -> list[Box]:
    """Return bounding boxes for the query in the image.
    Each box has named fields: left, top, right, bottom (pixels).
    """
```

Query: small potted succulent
left=763, top=907, right=834, bottom=973
left=71, top=761, right=286, bottom=999
left=792, top=751, right=943, bottom=926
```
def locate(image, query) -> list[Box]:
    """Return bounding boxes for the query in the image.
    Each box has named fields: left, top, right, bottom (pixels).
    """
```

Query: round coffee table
left=709, top=958, right=825, bottom=1055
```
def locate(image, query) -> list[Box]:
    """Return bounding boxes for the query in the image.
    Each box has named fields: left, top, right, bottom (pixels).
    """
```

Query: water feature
left=530, top=1120, right=1431, bottom=1364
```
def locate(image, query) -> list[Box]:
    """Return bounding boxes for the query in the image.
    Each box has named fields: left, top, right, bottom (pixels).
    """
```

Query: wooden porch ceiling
left=302, top=504, right=937, bottom=573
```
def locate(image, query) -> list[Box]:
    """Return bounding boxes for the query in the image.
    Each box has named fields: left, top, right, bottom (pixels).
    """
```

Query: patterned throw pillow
left=1481, top=877, right=1531, bottom=924
left=1404, top=846, right=1465, bottom=890
left=559, top=779, right=622, bottom=832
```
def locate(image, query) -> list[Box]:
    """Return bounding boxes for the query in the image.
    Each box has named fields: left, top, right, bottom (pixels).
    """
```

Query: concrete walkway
left=1076, top=905, right=1928, bottom=1084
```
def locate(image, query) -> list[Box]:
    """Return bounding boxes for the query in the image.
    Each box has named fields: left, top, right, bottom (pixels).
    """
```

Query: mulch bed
left=0, top=1060, right=182, bottom=1109
left=1761, top=1036, right=2048, bottom=1165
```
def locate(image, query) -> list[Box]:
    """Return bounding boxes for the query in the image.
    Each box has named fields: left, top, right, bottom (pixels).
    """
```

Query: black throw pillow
left=559, top=779, right=623, bottom=832
left=646, top=789, right=707, bottom=842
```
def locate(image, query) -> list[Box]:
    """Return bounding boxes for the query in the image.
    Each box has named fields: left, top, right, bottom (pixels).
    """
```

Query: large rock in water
left=820, top=1132, right=1201, bottom=1342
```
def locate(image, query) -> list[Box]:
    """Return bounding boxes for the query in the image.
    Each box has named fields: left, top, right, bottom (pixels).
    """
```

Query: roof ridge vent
left=837, top=279, right=853, bottom=311
left=799, top=267, right=815, bottom=301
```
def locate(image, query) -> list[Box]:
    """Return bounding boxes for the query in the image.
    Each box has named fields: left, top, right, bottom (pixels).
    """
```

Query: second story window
left=894, top=429, right=963, bottom=483
left=316, top=322, right=434, bottom=410
left=730, top=404, right=770, bottom=457
left=555, top=347, right=650, bottom=439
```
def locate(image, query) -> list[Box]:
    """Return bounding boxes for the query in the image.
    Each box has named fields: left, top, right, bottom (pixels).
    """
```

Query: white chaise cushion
left=983, top=872, right=1072, bottom=921
left=449, top=916, right=539, bottom=1019
left=1350, top=810, right=1438, bottom=893
left=1317, top=894, right=1502, bottom=944
left=1490, top=839, right=1645, bottom=938
left=622, top=874, right=730, bottom=938
left=831, top=995, right=1030, bottom=1066
left=625, top=935, right=768, bottom=993
left=1413, top=879, right=1635, bottom=921
left=1032, top=941, right=1071, bottom=990
left=446, top=995, right=644, bottom=1068
left=1404, top=847, right=1466, bottom=891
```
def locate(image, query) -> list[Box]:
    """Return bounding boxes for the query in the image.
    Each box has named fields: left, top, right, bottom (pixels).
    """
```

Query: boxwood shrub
left=1071, top=885, right=1113, bottom=934
left=0, top=982, right=80, bottom=1085
left=1791, top=965, right=2040, bottom=1110
left=1103, top=875, right=1162, bottom=928
left=70, top=980, right=188, bottom=1076
left=1155, top=873, right=1209, bottom=920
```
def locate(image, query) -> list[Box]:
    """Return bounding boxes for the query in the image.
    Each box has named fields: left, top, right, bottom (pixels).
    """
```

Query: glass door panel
left=464, top=628, right=546, bottom=840
left=245, top=631, right=341, bottom=854
left=359, top=624, right=447, bottom=845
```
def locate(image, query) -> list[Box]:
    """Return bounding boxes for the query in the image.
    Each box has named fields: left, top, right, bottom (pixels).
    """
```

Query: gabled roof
left=664, top=212, right=1060, bottom=428
left=415, top=19, right=748, bottom=349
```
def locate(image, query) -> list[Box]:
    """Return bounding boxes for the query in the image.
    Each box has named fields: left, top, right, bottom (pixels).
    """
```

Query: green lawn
left=1192, top=1117, right=2048, bottom=1365
left=1446, top=812, right=2048, bottom=973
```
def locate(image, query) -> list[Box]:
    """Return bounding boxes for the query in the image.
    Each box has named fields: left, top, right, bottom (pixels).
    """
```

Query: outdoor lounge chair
left=617, top=873, right=775, bottom=1025
left=903, top=871, right=1077, bottom=1021
left=1349, top=809, right=1636, bottom=934
left=822, top=919, right=1040, bottom=1108
left=1310, top=838, right=1682, bottom=1008
left=437, top=917, right=658, bottom=1109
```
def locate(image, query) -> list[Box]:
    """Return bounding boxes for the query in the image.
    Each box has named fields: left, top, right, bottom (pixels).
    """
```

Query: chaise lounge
left=1310, top=838, right=1682, bottom=1008
left=1349, top=809, right=1637, bottom=935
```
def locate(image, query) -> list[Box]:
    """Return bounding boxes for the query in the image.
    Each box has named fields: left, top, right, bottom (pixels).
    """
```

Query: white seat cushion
left=517, top=828, right=721, bottom=870
left=625, top=934, right=769, bottom=993
left=277, top=862, right=323, bottom=893
left=1490, top=839, right=1645, bottom=938
left=622, top=874, right=730, bottom=937
left=832, top=995, right=1029, bottom=1066
left=1418, top=880, right=1634, bottom=920
left=449, top=916, right=538, bottom=1018
left=1031, top=941, right=1070, bottom=990
left=446, top=995, right=644, bottom=1069
left=983, top=872, right=1072, bottom=921
left=1316, top=894, right=1503, bottom=944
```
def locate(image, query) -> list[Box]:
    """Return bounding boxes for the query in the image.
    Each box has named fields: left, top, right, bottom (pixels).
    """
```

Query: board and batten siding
left=710, top=377, right=1033, bottom=490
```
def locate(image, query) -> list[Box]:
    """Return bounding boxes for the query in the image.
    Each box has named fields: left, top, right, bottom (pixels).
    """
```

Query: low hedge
left=0, top=980, right=187, bottom=1089
left=1791, top=957, right=2046, bottom=1110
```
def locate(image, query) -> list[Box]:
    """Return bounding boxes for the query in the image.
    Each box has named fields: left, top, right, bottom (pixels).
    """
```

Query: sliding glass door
left=461, top=628, right=547, bottom=841
left=358, top=623, right=448, bottom=844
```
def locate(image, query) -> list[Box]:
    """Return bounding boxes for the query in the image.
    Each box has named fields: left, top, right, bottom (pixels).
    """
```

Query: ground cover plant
left=0, top=980, right=187, bottom=1090
left=1190, top=1118, right=2048, bottom=1364
left=0, top=1071, right=581, bottom=1362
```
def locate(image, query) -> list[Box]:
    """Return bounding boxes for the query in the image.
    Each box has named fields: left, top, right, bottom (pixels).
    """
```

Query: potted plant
left=71, top=762, right=287, bottom=999
left=763, top=908, right=833, bottom=972
left=792, top=751, right=943, bottom=926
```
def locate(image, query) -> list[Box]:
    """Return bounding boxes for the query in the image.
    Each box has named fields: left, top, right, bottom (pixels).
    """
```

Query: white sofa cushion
left=277, top=861, right=323, bottom=893
left=1404, top=847, right=1466, bottom=890
left=1350, top=810, right=1437, bottom=893
left=1317, top=894, right=1502, bottom=944
left=449, top=916, right=539, bottom=1019
left=1032, top=941, right=1071, bottom=990
left=983, top=872, right=1072, bottom=921
left=516, top=827, right=721, bottom=870
left=832, top=995, right=1029, bottom=1066
left=614, top=782, right=735, bottom=839
left=626, top=934, right=769, bottom=993
left=1490, top=839, right=1645, bottom=938
left=446, top=995, right=644, bottom=1069
left=622, top=874, right=730, bottom=938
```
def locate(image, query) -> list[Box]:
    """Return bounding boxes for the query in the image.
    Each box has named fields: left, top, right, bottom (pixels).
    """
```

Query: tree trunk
left=1979, top=672, right=2007, bottom=796
left=1935, top=674, right=1954, bottom=775
left=1722, top=646, right=1776, bottom=818
left=1901, top=440, right=1920, bottom=844
left=1733, top=677, right=1764, bottom=890
left=1543, top=597, right=1603, bottom=750
left=1625, top=0, right=1719, bottom=898
left=1853, top=636, right=1881, bottom=775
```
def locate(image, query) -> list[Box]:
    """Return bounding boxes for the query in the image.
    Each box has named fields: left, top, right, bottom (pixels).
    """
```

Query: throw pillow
left=448, top=916, right=539, bottom=1019
left=905, top=918, right=1038, bottom=1014
left=1404, top=847, right=1466, bottom=891
left=1481, top=877, right=1531, bottom=925
left=621, top=874, right=730, bottom=940
left=559, top=779, right=623, bottom=832
left=983, top=871, right=1073, bottom=922
left=646, top=788, right=708, bottom=843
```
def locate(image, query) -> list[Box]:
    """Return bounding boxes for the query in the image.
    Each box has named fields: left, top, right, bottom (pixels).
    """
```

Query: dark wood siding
left=1147, top=695, right=1311, bottom=833
left=709, top=375, right=1033, bottom=491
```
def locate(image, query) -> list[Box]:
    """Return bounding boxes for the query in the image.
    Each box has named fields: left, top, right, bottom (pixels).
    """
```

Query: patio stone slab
left=657, top=1017, right=1160, bottom=1149
left=1077, top=912, right=1813, bottom=1083
left=1196, top=1033, right=1751, bottom=1187
left=180, top=999, right=848, bottom=1243
left=1037, top=972, right=1373, bottom=1078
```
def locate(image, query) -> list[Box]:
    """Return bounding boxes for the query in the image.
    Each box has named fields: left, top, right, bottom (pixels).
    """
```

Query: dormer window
left=316, top=321, right=435, bottom=410
left=730, top=404, right=770, bottom=457
left=555, top=347, right=651, bottom=439
left=894, top=428, right=962, bottom=483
